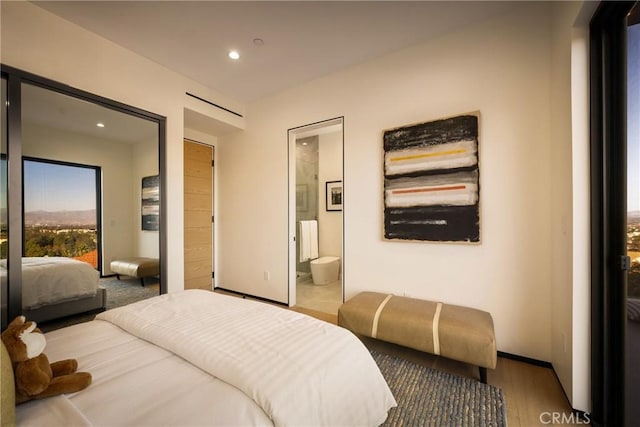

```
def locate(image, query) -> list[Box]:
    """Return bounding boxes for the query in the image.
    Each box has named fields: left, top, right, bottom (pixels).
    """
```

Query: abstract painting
left=383, top=113, right=480, bottom=242
left=141, top=175, right=159, bottom=231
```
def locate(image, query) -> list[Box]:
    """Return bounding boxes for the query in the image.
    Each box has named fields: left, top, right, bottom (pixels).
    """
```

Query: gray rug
left=371, top=351, right=507, bottom=427
left=39, top=277, right=159, bottom=332
left=101, top=276, right=159, bottom=309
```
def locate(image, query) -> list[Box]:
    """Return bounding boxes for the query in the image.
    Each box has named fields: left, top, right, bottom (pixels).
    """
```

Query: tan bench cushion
left=110, top=257, right=159, bottom=278
left=338, top=292, right=497, bottom=369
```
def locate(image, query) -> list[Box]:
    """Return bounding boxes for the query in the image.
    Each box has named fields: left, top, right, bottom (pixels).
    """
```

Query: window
left=23, top=158, right=101, bottom=269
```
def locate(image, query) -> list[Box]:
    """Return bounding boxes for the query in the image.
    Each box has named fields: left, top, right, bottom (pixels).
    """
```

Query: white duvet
left=95, top=290, right=396, bottom=426
left=17, top=319, right=273, bottom=426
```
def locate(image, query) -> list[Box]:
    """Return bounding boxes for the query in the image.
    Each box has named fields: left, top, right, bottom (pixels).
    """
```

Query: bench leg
left=116, top=274, right=121, bottom=280
left=140, top=277, right=145, bottom=287
left=479, top=367, right=487, bottom=384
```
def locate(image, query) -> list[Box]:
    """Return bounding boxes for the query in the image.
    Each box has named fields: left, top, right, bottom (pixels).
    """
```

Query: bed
left=13, top=290, right=396, bottom=426
left=2, top=257, right=105, bottom=323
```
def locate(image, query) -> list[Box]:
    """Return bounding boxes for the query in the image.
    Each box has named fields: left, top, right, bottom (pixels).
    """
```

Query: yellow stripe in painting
left=389, top=148, right=466, bottom=162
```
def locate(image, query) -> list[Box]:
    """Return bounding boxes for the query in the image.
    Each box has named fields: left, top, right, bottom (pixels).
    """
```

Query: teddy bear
left=1, top=316, right=92, bottom=404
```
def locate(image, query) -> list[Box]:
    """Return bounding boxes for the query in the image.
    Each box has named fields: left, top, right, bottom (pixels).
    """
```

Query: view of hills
left=629, top=211, right=640, bottom=223
left=25, top=209, right=96, bottom=226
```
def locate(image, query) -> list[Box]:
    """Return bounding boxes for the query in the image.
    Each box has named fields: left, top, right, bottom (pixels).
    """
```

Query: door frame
left=183, top=138, right=216, bottom=290
left=287, top=117, right=344, bottom=307
left=589, top=2, right=636, bottom=426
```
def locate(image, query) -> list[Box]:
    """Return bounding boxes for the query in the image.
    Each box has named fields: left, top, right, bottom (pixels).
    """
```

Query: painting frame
left=383, top=112, right=480, bottom=243
left=326, top=180, right=343, bottom=212
left=141, top=174, right=159, bottom=231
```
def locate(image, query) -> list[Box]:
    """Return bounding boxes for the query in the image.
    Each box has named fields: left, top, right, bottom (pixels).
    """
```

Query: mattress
left=16, top=290, right=396, bottom=426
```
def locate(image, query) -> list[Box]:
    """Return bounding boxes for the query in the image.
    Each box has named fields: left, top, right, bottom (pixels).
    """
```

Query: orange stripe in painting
left=392, top=185, right=466, bottom=195
left=389, top=148, right=467, bottom=162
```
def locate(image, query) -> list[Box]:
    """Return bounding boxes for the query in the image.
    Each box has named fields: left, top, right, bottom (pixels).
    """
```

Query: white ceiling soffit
left=184, top=107, right=242, bottom=137
left=32, top=1, right=520, bottom=104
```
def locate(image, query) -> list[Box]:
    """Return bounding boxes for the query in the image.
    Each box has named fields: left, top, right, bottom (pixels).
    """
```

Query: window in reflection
left=23, top=158, right=100, bottom=267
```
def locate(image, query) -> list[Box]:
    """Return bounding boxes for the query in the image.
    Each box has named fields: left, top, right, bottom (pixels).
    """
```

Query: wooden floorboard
left=292, top=305, right=580, bottom=427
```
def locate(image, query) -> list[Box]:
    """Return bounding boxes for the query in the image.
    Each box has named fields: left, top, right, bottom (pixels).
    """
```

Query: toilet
left=310, top=256, right=341, bottom=285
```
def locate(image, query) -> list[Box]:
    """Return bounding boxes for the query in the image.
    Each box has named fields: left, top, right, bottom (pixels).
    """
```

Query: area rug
left=371, top=351, right=507, bottom=427
left=39, top=278, right=159, bottom=332
left=101, top=277, right=159, bottom=309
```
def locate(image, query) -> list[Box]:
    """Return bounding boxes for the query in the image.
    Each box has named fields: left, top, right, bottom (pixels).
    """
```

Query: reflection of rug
left=371, top=351, right=507, bottom=427
left=39, top=277, right=159, bottom=332
left=101, top=277, right=159, bottom=309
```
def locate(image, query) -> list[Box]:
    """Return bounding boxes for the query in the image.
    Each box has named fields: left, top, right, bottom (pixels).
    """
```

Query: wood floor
left=291, top=306, right=582, bottom=427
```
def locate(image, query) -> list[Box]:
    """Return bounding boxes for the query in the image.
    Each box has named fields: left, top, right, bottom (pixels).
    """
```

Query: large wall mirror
left=1, top=66, right=165, bottom=329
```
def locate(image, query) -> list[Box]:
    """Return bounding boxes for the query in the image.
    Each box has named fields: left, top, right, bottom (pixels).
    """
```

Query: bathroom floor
left=295, top=277, right=342, bottom=315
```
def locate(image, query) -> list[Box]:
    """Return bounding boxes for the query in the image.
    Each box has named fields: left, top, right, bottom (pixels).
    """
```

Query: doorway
left=590, top=2, right=638, bottom=426
left=183, top=139, right=214, bottom=290
left=288, top=118, right=344, bottom=313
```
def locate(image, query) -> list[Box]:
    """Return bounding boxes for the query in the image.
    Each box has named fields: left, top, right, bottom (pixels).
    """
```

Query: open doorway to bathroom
left=288, top=117, right=344, bottom=315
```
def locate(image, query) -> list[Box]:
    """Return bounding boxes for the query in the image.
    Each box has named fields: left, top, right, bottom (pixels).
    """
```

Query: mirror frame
left=1, top=65, right=167, bottom=326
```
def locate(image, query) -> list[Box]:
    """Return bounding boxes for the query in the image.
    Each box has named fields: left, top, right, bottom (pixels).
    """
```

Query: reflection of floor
left=40, top=277, right=159, bottom=332
left=296, top=277, right=342, bottom=315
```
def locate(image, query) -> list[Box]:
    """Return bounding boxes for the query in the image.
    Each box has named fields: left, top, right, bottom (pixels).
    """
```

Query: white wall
left=570, top=3, right=598, bottom=413
left=547, top=1, right=594, bottom=412
left=549, top=0, right=577, bottom=408
left=1, top=0, right=244, bottom=292
left=318, top=131, right=343, bottom=259
left=219, top=3, right=555, bottom=361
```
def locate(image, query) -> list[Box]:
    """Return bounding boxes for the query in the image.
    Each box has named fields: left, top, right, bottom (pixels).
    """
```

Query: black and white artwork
left=383, top=113, right=480, bottom=243
left=141, top=175, right=159, bottom=231
left=326, top=181, right=343, bottom=211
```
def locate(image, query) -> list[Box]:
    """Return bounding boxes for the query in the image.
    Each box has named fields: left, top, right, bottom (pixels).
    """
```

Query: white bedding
left=14, top=257, right=99, bottom=309
left=17, top=290, right=396, bottom=426
left=16, top=320, right=272, bottom=426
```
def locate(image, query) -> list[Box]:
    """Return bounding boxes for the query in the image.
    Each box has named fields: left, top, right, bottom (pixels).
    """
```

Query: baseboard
left=497, top=351, right=552, bottom=368
left=215, top=287, right=288, bottom=307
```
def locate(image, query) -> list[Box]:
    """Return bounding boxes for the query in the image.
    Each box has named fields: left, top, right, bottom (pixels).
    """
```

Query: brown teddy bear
left=1, top=316, right=91, bottom=404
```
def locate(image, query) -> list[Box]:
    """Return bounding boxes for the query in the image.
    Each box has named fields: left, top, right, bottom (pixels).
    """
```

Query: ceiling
left=32, top=1, right=521, bottom=105
left=22, top=83, right=158, bottom=145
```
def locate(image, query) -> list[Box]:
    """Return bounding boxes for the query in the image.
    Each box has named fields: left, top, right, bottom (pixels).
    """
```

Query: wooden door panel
left=184, top=140, right=213, bottom=290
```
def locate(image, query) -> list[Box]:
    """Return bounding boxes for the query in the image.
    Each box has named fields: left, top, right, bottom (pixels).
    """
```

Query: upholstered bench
left=338, top=292, right=497, bottom=383
left=110, top=257, right=159, bottom=286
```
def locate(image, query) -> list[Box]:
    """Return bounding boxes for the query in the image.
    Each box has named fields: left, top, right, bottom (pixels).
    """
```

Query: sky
left=23, top=160, right=97, bottom=212
left=628, top=23, right=640, bottom=212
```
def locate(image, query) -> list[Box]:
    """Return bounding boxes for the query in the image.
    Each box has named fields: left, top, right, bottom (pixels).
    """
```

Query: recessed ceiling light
left=96, top=123, right=105, bottom=128
left=253, top=38, right=264, bottom=46
left=228, top=50, right=240, bottom=60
